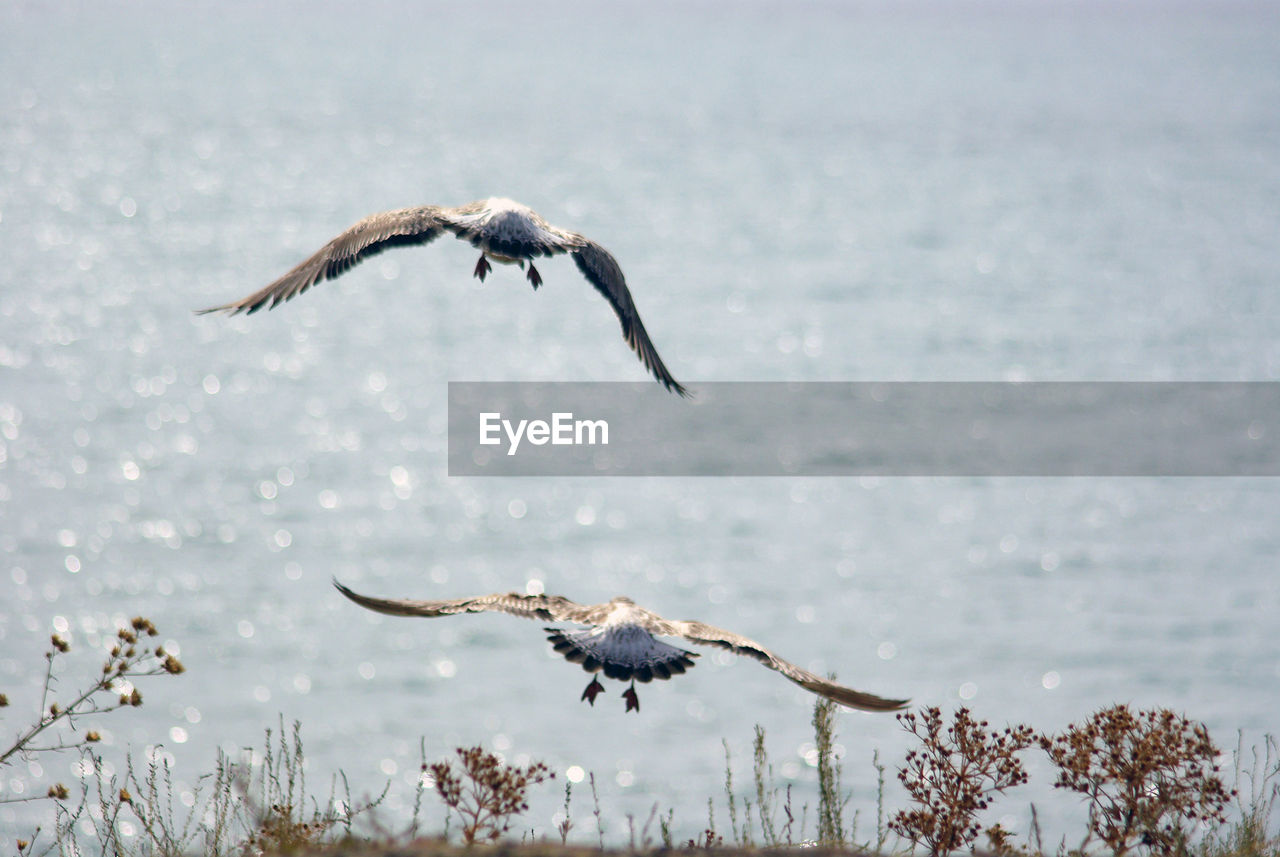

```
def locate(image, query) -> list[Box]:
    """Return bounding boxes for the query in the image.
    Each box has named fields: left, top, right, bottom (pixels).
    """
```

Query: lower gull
left=334, top=581, right=907, bottom=713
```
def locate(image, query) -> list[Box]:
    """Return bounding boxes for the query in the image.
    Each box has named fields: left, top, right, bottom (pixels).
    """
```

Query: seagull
left=198, top=198, right=687, bottom=395
left=334, top=580, right=907, bottom=714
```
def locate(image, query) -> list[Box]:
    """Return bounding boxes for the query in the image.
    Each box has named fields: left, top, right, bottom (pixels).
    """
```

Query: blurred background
left=1, top=0, right=1278, bottom=846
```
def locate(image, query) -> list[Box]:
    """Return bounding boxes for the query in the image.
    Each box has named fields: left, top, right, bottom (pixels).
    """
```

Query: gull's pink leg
left=473, top=255, right=492, bottom=282
left=527, top=262, right=542, bottom=290
left=581, top=677, right=605, bottom=706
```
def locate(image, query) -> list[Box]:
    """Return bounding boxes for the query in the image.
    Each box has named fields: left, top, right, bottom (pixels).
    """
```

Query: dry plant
left=871, top=748, right=891, bottom=854
left=752, top=724, right=781, bottom=847
left=40, top=716, right=383, bottom=857
left=242, top=801, right=333, bottom=855
left=686, top=824, right=724, bottom=850
left=889, top=706, right=1034, bottom=856
left=1041, top=704, right=1233, bottom=856
left=625, top=803, right=661, bottom=851
left=590, top=771, right=606, bottom=849
left=234, top=719, right=378, bottom=854
left=658, top=805, right=676, bottom=849
left=722, top=738, right=744, bottom=845
left=1, top=618, right=184, bottom=777
left=0, top=615, right=184, bottom=844
left=710, top=722, right=804, bottom=849
left=812, top=690, right=851, bottom=846
left=557, top=781, right=574, bottom=845
left=429, top=745, right=553, bottom=844
left=1199, top=733, right=1280, bottom=857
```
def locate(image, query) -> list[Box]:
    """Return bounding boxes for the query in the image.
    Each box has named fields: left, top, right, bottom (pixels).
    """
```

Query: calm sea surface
left=2, top=0, right=1279, bottom=846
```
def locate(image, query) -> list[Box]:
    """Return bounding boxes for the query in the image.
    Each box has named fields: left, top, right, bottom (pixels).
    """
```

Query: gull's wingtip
left=864, top=695, right=911, bottom=713
left=193, top=303, right=248, bottom=317
left=823, top=682, right=912, bottom=713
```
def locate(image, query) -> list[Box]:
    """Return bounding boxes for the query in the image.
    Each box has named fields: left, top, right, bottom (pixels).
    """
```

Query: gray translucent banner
left=447, top=382, right=1280, bottom=476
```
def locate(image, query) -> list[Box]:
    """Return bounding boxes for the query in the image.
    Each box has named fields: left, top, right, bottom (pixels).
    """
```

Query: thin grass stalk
left=813, top=693, right=844, bottom=846
left=753, top=725, right=779, bottom=846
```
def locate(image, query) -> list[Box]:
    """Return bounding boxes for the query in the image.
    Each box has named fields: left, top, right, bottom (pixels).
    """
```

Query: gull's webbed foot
left=473, top=255, right=492, bottom=282
left=622, top=682, right=640, bottom=713
left=581, top=677, right=605, bottom=706
left=527, top=263, right=542, bottom=290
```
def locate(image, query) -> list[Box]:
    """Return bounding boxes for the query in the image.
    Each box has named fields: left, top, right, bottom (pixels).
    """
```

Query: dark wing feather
left=543, top=627, right=698, bottom=683
left=197, top=207, right=445, bottom=315
left=333, top=580, right=605, bottom=624
left=666, top=620, right=909, bottom=712
left=571, top=240, right=689, bottom=397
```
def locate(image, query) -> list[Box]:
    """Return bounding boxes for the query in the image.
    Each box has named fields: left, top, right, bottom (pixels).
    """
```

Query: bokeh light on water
left=2, top=0, right=1279, bottom=846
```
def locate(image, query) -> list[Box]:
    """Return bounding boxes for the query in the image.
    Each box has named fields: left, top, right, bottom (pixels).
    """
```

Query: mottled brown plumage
left=334, top=581, right=907, bottom=713
left=198, top=198, right=686, bottom=395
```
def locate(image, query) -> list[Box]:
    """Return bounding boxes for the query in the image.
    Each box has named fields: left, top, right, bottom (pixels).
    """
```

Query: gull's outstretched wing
left=333, top=580, right=607, bottom=625
left=198, top=206, right=446, bottom=315
left=570, top=239, right=689, bottom=397
left=662, top=619, right=909, bottom=712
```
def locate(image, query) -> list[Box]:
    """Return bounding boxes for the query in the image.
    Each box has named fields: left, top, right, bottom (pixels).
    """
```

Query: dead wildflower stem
left=1040, top=704, right=1234, bottom=856
left=590, top=771, right=605, bottom=849
left=812, top=690, right=846, bottom=846
left=659, top=805, right=675, bottom=848
left=752, top=724, right=779, bottom=847
left=410, top=737, right=429, bottom=838
left=722, top=738, right=741, bottom=845
left=1, top=618, right=182, bottom=773
left=872, top=748, right=889, bottom=853
left=1200, top=733, right=1280, bottom=857
left=782, top=783, right=796, bottom=846
left=557, top=780, right=573, bottom=845
left=890, top=706, right=1034, bottom=856
left=429, top=745, right=553, bottom=844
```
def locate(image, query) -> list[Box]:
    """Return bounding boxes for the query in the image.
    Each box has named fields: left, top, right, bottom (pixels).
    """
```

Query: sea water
left=1, top=0, right=1278, bottom=845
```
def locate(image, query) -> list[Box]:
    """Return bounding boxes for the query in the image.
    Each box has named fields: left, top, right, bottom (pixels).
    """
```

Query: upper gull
left=199, top=198, right=687, bottom=395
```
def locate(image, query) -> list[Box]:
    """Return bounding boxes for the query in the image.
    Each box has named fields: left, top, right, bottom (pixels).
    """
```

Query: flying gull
left=198, top=198, right=687, bottom=395
left=334, top=581, right=908, bottom=713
